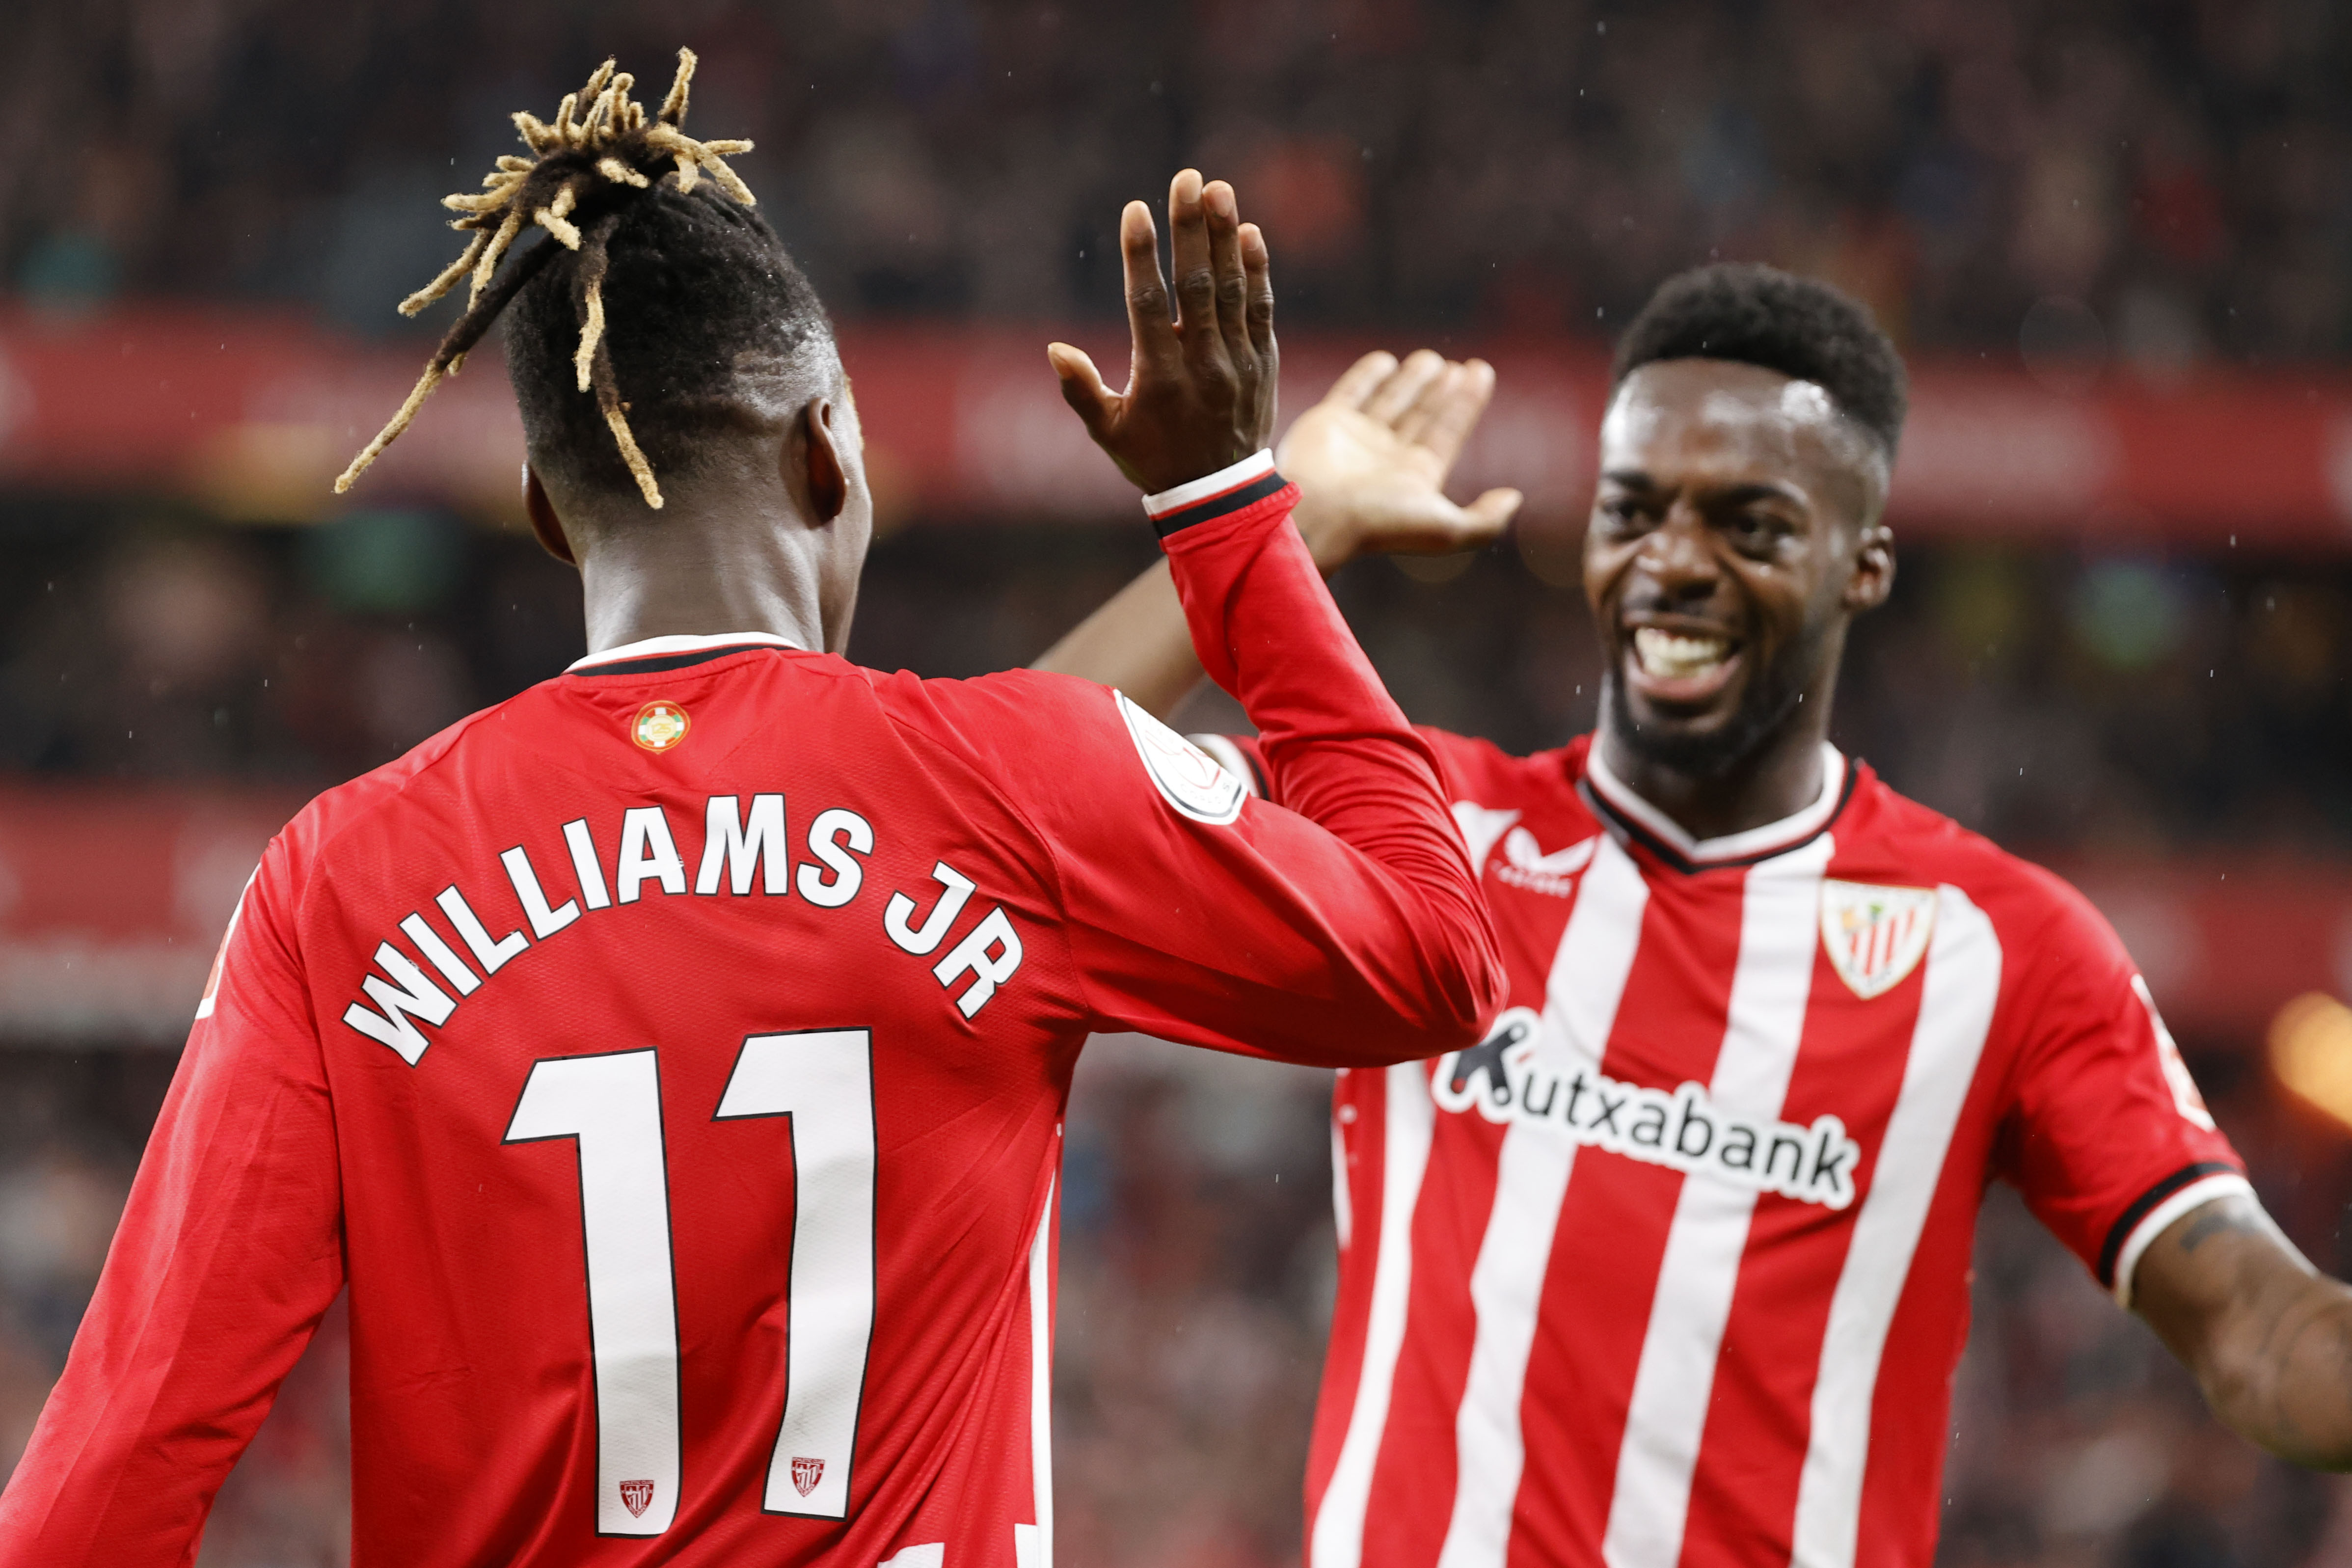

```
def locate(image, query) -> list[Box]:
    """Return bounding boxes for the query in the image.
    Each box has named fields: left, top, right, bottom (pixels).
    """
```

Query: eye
left=1596, top=496, right=1649, bottom=531
left=1728, top=509, right=1794, bottom=549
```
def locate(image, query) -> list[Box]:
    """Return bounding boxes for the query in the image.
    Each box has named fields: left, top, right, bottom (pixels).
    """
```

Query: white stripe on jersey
left=1312, top=1062, right=1438, bottom=1568
left=1602, top=836, right=1834, bottom=1568
left=1789, top=888, right=2002, bottom=1568
left=1436, top=836, right=1653, bottom=1568
left=1015, top=1178, right=1055, bottom=1568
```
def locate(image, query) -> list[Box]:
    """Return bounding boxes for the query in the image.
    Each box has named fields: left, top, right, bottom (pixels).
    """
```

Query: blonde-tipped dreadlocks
left=334, top=50, right=756, bottom=509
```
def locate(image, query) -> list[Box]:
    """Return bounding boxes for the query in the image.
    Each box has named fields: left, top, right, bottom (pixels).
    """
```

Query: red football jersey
left=0, top=484, right=1501, bottom=1568
left=1192, top=728, right=2244, bottom=1568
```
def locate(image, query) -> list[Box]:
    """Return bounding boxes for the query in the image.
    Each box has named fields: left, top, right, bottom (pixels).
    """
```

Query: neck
left=1595, top=676, right=1838, bottom=842
left=573, top=492, right=834, bottom=655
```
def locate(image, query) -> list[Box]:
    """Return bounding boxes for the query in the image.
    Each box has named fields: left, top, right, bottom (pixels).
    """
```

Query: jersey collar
left=1583, top=739, right=1851, bottom=872
left=567, top=631, right=803, bottom=676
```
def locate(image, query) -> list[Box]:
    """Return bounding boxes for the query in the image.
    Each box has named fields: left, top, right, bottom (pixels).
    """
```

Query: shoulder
left=275, top=699, right=513, bottom=873
left=1417, top=726, right=1587, bottom=808
left=864, top=665, right=1123, bottom=763
left=1834, top=767, right=2127, bottom=974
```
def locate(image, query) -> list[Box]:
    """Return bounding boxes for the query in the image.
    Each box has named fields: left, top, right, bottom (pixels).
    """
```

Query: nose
left=1629, top=502, right=1720, bottom=605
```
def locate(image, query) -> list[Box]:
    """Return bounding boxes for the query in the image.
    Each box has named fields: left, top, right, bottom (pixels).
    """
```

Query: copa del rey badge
left=1115, top=691, right=1245, bottom=825
left=1819, top=880, right=1939, bottom=1000
left=791, top=1457, right=825, bottom=1497
left=618, top=1479, right=655, bottom=1518
left=632, top=700, right=690, bottom=753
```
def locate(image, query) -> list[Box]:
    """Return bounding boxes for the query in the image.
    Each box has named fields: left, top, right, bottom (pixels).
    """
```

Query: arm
left=2135, top=1195, right=2352, bottom=1468
left=0, top=847, right=346, bottom=1563
left=1015, top=171, right=1503, bottom=1061
left=1035, top=349, right=1524, bottom=721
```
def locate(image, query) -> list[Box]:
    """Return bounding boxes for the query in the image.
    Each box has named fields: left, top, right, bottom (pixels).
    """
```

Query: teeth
left=1633, top=627, right=1731, bottom=679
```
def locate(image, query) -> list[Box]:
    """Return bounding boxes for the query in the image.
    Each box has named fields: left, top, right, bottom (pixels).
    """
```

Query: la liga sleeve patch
left=1114, top=691, right=1246, bottom=826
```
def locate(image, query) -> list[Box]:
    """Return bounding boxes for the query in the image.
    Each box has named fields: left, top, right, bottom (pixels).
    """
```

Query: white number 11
left=505, top=1030, right=876, bottom=1536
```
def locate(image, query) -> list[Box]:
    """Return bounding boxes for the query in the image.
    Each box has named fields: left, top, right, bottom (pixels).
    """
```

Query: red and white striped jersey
left=1197, top=728, right=2244, bottom=1568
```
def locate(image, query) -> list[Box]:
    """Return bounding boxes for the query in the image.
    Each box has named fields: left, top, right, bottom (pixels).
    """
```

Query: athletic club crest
left=790, top=1457, right=825, bottom=1497
left=618, top=1479, right=656, bottom=1517
left=1819, top=880, right=1939, bottom=1000
left=632, top=700, right=690, bottom=753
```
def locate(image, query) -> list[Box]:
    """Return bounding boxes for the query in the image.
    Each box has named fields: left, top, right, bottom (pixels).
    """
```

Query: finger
left=1396, top=488, right=1522, bottom=555
left=1118, top=201, right=1176, bottom=372
left=1324, top=350, right=1398, bottom=411
left=1204, top=181, right=1251, bottom=359
left=1363, top=347, right=1446, bottom=423
left=1411, top=358, right=1499, bottom=470
left=1047, top=343, right=1118, bottom=438
left=1240, top=221, right=1275, bottom=356
left=1166, top=168, right=1217, bottom=350
left=1394, top=362, right=1466, bottom=450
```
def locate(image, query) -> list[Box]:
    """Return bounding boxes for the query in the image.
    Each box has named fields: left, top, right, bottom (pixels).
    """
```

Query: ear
left=798, top=397, right=848, bottom=523
left=523, top=463, right=576, bottom=566
left=1844, top=520, right=1895, bottom=613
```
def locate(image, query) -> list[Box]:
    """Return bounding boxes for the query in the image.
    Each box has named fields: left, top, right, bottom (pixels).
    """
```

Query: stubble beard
left=1602, top=617, right=1831, bottom=780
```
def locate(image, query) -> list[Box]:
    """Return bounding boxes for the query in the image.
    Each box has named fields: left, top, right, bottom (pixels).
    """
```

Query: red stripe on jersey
left=1308, top=1065, right=1379, bottom=1517
left=1679, top=929, right=1928, bottom=1568
left=1510, top=855, right=1745, bottom=1568
left=1364, top=1096, right=1501, bottom=1567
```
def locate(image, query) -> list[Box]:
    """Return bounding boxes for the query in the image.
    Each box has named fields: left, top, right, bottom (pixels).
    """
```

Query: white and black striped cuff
left=2106, top=1166, right=2256, bottom=1308
left=1141, top=450, right=1285, bottom=538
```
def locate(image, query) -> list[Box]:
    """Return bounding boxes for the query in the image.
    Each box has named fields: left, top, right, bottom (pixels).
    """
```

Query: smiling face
left=1584, top=358, right=1895, bottom=778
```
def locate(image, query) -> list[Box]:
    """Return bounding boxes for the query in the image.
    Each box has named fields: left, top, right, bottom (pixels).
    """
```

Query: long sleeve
left=0, top=840, right=346, bottom=1566
left=922, top=462, right=1504, bottom=1067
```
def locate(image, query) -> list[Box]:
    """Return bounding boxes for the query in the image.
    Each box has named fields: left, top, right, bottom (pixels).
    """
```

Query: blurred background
left=5, top=0, right=2352, bottom=1564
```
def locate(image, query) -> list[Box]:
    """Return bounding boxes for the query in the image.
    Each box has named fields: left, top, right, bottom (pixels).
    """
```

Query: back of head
left=335, top=51, right=837, bottom=512
left=504, top=181, right=834, bottom=504
left=1611, top=263, right=1908, bottom=461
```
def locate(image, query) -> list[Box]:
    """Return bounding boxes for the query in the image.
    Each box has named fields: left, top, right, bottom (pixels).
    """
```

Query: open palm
left=1279, top=349, right=1525, bottom=571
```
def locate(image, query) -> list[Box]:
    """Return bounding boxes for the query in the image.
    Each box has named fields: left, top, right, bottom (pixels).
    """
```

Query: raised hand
left=1049, top=169, right=1277, bottom=496
left=1280, top=349, right=1524, bottom=572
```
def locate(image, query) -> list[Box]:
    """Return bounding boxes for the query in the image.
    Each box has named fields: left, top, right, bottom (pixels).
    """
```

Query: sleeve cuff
left=2107, top=1168, right=2255, bottom=1308
left=1141, top=449, right=1284, bottom=536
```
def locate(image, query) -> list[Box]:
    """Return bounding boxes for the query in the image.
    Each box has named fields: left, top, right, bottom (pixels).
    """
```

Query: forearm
left=2136, top=1194, right=2352, bottom=1468
left=1156, top=473, right=1501, bottom=1044
left=1031, top=558, right=1205, bottom=720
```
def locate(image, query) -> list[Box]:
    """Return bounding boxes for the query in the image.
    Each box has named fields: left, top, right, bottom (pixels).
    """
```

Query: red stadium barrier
left=0, top=780, right=2336, bottom=1045
left=5, top=308, right=2352, bottom=546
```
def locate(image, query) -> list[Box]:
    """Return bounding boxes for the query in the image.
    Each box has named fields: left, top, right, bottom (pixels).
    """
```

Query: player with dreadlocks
left=333, top=50, right=756, bottom=510
left=0, top=53, right=1501, bottom=1568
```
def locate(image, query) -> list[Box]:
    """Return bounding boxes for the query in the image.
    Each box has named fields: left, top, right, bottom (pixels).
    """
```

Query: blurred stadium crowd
left=5, top=2, right=2352, bottom=1567
left=6, top=0, right=2348, bottom=360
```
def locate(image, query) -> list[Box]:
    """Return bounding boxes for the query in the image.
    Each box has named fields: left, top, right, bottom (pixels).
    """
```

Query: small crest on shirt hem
left=1820, top=880, right=1938, bottom=999
left=619, top=1479, right=656, bottom=1517
left=1115, top=691, right=1245, bottom=825
left=632, top=700, right=690, bottom=753
left=791, top=1457, right=825, bottom=1497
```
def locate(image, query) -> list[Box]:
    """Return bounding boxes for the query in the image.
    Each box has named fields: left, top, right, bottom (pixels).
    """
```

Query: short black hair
left=1610, top=264, right=1907, bottom=458
left=506, top=183, right=835, bottom=497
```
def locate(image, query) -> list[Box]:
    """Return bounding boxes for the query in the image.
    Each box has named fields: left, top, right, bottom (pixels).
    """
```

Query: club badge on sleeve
left=1820, top=880, right=1939, bottom=999
left=1115, top=691, right=1245, bottom=825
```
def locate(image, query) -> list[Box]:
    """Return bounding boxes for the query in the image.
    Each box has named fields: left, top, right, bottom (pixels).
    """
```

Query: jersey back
left=271, top=641, right=1088, bottom=1567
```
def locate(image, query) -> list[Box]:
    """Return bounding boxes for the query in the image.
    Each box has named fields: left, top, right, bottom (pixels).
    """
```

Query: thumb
left=1463, top=487, right=1524, bottom=538
left=1048, top=343, right=1117, bottom=438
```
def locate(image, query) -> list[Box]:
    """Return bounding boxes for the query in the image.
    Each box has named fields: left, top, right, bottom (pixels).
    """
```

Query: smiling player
left=1041, top=263, right=2352, bottom=1568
